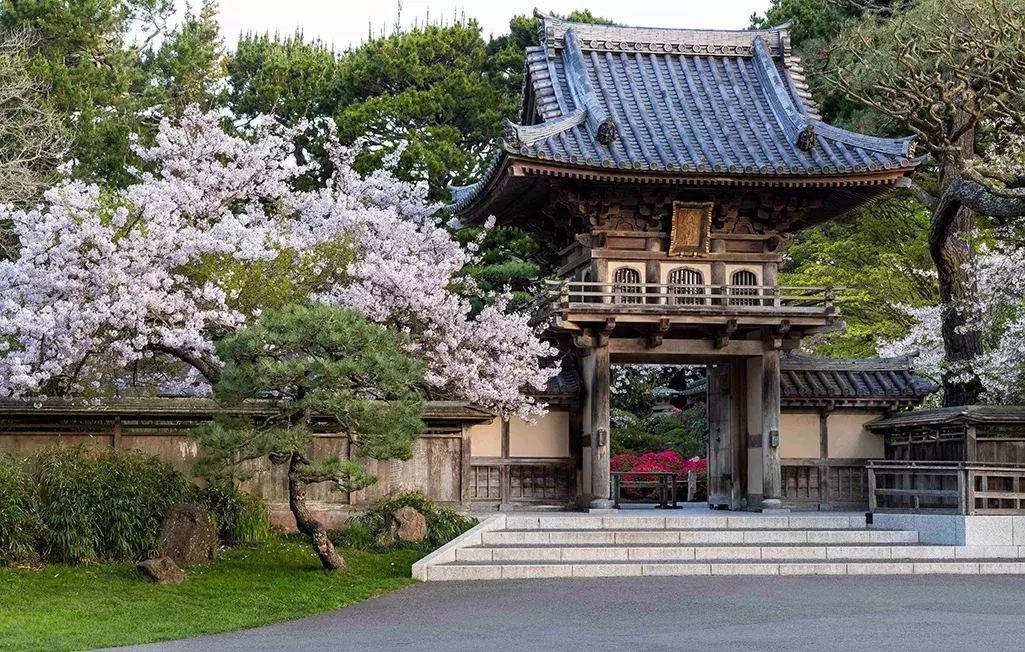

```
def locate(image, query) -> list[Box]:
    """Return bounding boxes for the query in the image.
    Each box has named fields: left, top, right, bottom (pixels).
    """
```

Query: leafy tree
left=190, top=304, right=426, bottom=571
left=0, top=29, right=70, bottom=257
left=782, top=195, right=938, bottom=358
left=0, top=0, right=224, bottom=185
left=828, top=0, right=1025, bottom=405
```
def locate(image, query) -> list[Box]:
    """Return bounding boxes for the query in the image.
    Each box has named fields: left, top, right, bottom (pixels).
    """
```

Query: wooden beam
left=611, top=338, right=765, bottom=357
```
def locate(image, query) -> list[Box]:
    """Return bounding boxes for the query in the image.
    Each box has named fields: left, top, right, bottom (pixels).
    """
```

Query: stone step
left=504, top=515, right=867, bottom=531
left=481, top=529, right=920, bottom=546
left=455, top=545, right=1024, bottom=563
left=424, top=560, right=1025, bottom=581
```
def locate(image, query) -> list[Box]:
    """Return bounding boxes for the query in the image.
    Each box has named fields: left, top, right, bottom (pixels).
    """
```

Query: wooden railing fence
left=867, top=461, right=1025, bottom=515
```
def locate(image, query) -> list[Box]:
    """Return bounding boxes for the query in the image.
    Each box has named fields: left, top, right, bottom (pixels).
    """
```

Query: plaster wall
left=509, top=411, right=570, bottom=458
left=780, top=411, right=820, bottom=458
left=828, top=411, right=885, bottom=459
left=468, top=418, right=502, bottom=458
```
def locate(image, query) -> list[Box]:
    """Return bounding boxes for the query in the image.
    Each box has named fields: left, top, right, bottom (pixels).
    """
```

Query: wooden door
left=707, top=365, right=736, bottom=508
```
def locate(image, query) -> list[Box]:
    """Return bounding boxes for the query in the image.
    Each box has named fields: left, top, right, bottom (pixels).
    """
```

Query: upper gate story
left=447, top=11, right=922, bottom=350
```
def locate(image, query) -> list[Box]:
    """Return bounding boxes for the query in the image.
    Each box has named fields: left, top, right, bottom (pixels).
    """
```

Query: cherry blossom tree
left=0, top=106, right=557, bottom=418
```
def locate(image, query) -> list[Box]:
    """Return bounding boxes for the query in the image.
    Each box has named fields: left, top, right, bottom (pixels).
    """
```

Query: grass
left=0, top=540, right=422, bottom=652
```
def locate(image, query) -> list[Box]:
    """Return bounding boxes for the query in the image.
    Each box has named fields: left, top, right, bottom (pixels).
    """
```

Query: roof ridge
left=535, top=8, right=784, bottom=55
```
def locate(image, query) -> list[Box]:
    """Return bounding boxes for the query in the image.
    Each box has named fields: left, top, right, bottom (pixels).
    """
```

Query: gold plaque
left=669, top=201, right=713, bottom=256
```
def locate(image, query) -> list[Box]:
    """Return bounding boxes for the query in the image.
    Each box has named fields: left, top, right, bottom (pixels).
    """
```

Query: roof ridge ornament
left=797, top=124, right=816, bottom=151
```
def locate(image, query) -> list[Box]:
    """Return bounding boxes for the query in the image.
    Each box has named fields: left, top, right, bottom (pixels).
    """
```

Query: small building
left=448, top=12, right=922, bottom=511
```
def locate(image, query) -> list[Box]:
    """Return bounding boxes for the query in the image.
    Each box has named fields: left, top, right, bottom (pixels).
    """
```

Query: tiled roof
left=447, top=13, right=920, bottom=216
left=866, top=405, right=1025, bottom=432
left=678, top=353, right=938, bottom=406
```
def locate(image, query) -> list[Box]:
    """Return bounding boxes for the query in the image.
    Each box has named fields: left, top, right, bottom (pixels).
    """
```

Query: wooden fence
left=867, top=460, right=1025, bottom=515
left=781, top=458, right=870, bottom=510
left=0, top=399, right=499, bottom=523
left=469, top=458, right=577, bottom=505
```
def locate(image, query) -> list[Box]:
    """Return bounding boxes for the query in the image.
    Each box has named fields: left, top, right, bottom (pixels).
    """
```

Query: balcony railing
left=532, top=280, right=841, bottom=320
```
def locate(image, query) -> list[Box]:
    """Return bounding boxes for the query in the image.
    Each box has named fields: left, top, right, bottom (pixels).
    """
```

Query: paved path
left=113, top=575, right=1025, bottom=652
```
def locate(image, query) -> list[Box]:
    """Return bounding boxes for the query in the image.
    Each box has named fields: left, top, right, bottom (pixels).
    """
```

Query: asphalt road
left=111, top=575, right=1025, bottom=652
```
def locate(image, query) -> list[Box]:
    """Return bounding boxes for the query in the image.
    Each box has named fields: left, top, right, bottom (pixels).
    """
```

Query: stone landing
left=413, top=512, right=1025, bottom=581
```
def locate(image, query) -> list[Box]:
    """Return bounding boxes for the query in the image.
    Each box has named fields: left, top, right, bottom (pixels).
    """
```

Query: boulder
left=158, top=503, right=218, bottom=567
left=137, top=557, right=185, bottom=584
left=384, top=506, right=427, bottom=545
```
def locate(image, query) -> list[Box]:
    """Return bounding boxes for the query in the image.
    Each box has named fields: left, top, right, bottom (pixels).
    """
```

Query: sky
left=172, top=0, right=771, bottom=50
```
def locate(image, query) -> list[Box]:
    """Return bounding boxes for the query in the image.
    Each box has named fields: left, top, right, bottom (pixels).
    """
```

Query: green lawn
left=0, top=541, right=422, bottom=652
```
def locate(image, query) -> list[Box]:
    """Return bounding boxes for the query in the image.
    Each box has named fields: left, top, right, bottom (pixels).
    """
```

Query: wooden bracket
left=573, top=318, right=616, bottom=349
left=648, top=318, right=670, bottom=348
left=766, top=320, right=791, bottom=350
left=714, top=318, right=737, bottom=349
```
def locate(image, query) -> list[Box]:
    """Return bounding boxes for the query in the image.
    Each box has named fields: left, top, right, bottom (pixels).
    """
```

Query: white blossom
left=0, top=106, right=558, bottom=418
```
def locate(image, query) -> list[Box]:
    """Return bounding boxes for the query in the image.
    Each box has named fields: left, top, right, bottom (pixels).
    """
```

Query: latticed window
left=613, top=267, right=642, bottom=304
left=668, top=267, right=705, bottom=305
left=729, top=269, right=759, bottom=306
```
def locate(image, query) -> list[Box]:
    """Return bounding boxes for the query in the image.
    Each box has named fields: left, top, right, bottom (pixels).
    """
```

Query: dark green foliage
left=782, top=194, right=938, bottom=357
left=196, top=486, right=274, bottom=546
left=332, top=491, right=477, bottom=552
left=0, top=454, right=39, bottom=564
left=0, top=0, right=224, bottom=185
left=191, top=304, right=426, bottom=493
left=31, top=446, right=193, bottom=565
left=611, top=406, right=707, bottom=458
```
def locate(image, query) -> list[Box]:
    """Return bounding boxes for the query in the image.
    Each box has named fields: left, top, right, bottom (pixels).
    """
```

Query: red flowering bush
left=611, top=452, right=707, bottom=501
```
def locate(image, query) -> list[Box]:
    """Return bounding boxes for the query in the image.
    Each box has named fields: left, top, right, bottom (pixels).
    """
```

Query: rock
left=158, top=503, right=218, bottom=567
left=137, top=557, right=185, bottom=584
left=387, top=506, right=427, bottom=544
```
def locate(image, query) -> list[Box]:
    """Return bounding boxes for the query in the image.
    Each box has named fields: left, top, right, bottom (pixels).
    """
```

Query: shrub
left=34, top=446, right=194, bottom=564
left=197, top=486, right=274, bottom=546
left=0, top=454, right=39, bottom=564
left=333, top=491, right=477, bottom=552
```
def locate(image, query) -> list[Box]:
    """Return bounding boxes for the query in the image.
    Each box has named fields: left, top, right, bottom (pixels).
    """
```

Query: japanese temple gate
left=447, top=12, right=923, bottom=510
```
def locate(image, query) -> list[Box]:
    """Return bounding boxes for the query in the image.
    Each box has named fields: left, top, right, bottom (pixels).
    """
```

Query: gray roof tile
left=448, top=14, right=921, bottom=216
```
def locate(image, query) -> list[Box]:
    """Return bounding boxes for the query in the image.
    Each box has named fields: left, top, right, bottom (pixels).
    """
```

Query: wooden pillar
left=589, top=343, right=613, bottom=508
left=645, top=236, right=662, bottom=305
left=112, top=416, right=122, bottom=451
left=711, top=239, right=726, bottom=306
left=819, top=408, right=831, bottom=510
left=761, top=349, right=782, bottom=509
left=762, top=261, right=779, bottom=307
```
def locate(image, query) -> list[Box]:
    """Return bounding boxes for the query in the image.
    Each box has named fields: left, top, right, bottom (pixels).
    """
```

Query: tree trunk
left=929, top=114, right=984, bottom=407
left=289, top=453, right=347, bottom=571
left=930, top=197, right=985, bottom=406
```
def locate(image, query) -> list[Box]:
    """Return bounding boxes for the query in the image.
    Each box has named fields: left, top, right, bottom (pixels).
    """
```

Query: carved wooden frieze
left=668, top=201, right=712, bottom=257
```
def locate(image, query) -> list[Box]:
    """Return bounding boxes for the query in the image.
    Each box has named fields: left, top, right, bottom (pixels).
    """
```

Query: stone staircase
left=413, top=513, right=1025, bottom=581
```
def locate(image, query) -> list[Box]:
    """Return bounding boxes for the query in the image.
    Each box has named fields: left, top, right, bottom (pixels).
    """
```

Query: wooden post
left=112, top=416, right=122, bottom=451
left=761, top=349, right=782, bottom=510
left=590, top=342, right=613, bottom=509
left=965, top=425, right=977, bottom=463
left=967, top=467, right=976, bottom=515
left=460, top=424, right=473, bottom=506
left=868, top=466, right=877, bottom=512
left=819, top=408, right=830, bottom=509
left=762, top=262, right=779, bottom=308
left=957, top=467, right=966, bottom=515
